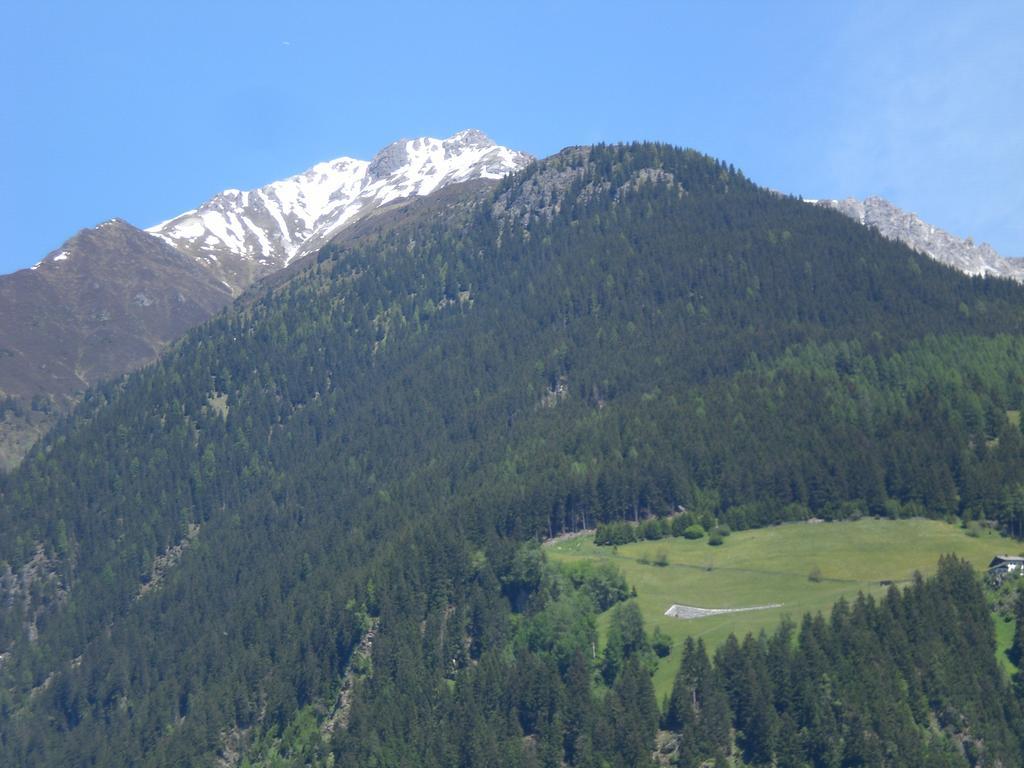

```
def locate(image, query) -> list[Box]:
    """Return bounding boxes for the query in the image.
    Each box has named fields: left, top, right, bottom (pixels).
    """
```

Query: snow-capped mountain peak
left=148, top=130, right=532, bottom=293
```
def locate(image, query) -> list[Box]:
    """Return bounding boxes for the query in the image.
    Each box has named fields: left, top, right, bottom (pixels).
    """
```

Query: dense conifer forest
left=2, top=143, right=1024, bottom=765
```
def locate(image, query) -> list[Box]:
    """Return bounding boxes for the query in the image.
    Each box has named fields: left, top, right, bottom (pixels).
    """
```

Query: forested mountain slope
left=2, top=143, right=1024, bottom=766
left=0, top=220, right=234, bottom=470
left=0, top=132, right=528, bottom=471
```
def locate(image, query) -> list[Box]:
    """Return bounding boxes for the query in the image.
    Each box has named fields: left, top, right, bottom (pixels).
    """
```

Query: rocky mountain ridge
left=809, top=195, right=1024, bottom=281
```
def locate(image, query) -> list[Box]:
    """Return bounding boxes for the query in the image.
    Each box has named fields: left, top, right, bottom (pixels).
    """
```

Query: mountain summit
left=147, top=130, right=533, bottom=293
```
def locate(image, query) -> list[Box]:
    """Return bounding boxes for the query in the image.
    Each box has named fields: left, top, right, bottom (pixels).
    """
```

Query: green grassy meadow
left=994, top=616, right=1019, bottom=676
left=546, top=518, right=1014, bottom=698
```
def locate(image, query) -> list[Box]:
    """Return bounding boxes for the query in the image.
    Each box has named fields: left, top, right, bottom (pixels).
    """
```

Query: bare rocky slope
left=0, top=221, right=234, bottom=469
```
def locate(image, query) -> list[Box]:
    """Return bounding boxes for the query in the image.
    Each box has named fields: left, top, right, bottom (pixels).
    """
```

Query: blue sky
left=2, top=1, right=1021, bottom=273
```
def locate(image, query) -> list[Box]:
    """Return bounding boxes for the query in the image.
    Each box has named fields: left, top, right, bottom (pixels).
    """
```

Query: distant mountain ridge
left=809, top=195, right=1024, bottom=281
left=3, top=138, right=1018, bottom=474
left=0, top=130, right=532, bottom=469
left=147, top=129, right=532, bottom=294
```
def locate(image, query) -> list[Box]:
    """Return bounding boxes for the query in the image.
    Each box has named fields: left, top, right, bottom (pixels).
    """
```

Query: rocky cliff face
left=810, top=196, right=1024, bottom=281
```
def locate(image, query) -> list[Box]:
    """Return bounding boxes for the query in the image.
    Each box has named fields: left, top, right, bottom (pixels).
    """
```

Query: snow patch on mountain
left=147, top=130, right=532, bottom=293
left=30, top=249, right=76, bottom=271
left=809, top=196, right=1024, bottom=282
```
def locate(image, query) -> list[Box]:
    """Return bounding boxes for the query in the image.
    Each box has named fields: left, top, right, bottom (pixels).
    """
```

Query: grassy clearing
left=546, top=518, right=1010, bottom=698
left=994, top=616, right=1019, bottom=676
